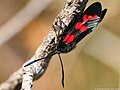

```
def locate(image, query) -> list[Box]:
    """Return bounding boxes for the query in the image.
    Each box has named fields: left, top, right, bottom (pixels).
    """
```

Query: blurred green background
left=0, top=0, right=119, bottom=90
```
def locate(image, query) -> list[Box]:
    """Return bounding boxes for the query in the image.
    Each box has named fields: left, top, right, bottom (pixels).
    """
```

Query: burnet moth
left=57, top=2, right=107, bottom=53
left=24, top=2, right=107, bottom=87
left=55, top=2, right=107, bottom=87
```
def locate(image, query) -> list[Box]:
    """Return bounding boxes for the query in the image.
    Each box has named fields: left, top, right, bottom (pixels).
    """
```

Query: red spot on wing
left=83, top=14, right=96, bottom=22
left=88, top=16, right=92, bottom=19
left=66, top=34, right=74, bottom=44
left=63, top=34, right=74, bottom=44
left=83, top=15, right=88, bottom=22
left=83, top=14, right=98, bottom=22
left=93, top=15, right=98, bottom=19
left=75, top=22, right=82, bottom=30
left=63, top=34, right=70, bottom=42
left=80, top=25, right=87, bottom=32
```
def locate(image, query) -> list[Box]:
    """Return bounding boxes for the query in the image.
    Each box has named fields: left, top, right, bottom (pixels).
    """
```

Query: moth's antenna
left=52, top=27, right=65, bottom=87
left=24, top=56, right=49, bottom=67
left=58, top=53, right=65, bottom=87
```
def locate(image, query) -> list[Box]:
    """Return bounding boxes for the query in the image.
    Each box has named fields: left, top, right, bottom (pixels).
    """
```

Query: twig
left=0, top=0, right=88, bottom=90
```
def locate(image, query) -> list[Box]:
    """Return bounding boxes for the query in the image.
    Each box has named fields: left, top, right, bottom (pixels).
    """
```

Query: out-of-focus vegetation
left=0, top=0, right=119, bottom=90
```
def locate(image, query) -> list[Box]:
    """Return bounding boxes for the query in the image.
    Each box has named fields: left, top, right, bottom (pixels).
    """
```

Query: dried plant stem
left=0, top=0, right=88, bottom=90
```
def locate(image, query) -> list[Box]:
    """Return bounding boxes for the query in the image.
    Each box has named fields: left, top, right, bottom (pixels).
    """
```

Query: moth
left=24, top=2, right=107, bottom=87
left=57, top=2, right=107, bottom=53
left=55, top=2, right=107, bottom=87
